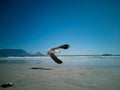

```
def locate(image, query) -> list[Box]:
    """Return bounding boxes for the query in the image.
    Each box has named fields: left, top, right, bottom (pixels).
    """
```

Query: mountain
left=0, top=49, right=30, bottom=57
left=33, top=51, right=45, bottom=56
left=101, top=54, right=113, bottom=56
left=0, top=49, right=44, bottom=57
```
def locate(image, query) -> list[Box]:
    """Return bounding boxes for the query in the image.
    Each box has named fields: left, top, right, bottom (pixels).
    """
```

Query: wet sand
left=0, top=64, right=120, bottom=90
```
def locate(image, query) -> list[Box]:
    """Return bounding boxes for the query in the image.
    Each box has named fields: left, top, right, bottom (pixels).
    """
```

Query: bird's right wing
left=49, top=53, right=63, bottom=64
left=51, top=44, right=70, bottom=50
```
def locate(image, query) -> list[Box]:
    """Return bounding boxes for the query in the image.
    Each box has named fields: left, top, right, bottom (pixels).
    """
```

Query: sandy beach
left=0, top=64, right=120, bottom=90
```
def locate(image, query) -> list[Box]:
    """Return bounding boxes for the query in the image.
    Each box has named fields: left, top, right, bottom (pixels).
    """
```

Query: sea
left=0, top=55, right=120, bottom=66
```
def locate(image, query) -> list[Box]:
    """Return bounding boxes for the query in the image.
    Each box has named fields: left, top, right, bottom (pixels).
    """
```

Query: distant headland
left=0, top=49, right=45, bottom=57
left=101, top=54, right=113, bottom=56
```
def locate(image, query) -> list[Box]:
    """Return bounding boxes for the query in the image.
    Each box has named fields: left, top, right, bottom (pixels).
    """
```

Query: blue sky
left=0, top=0, right=120, bottom=55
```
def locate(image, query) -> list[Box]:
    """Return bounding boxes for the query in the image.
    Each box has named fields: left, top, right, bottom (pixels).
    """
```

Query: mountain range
left=0, top=49, right=45, bottom=57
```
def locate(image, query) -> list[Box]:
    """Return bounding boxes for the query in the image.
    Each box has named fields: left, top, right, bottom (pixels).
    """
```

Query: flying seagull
left=47, top=44, right=70, bottom=64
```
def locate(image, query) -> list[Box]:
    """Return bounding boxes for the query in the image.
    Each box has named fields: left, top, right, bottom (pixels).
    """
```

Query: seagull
left=47, top=44, right=70, bottom=64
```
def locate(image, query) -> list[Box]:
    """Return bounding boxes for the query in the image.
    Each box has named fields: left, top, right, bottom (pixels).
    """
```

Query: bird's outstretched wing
left=49, top=53, right=63, bottom=64
left=52, top=44, right=70, bottom=50
left=47, top=44, right=70, bottom=64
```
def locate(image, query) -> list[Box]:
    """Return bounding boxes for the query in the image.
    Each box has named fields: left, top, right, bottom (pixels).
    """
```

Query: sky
left=0, top=0, right=120, bottom=55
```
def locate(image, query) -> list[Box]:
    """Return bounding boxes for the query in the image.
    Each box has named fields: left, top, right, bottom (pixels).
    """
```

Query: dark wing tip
left=49, top=53, right=63, bottom=64
left=58, top=44, right=70, bottom=49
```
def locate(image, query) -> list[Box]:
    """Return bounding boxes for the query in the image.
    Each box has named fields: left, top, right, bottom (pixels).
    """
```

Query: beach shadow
left=30, top=67, right=52, bottom=70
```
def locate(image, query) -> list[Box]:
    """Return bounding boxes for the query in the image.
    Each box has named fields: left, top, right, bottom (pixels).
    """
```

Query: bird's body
left=47, top=44, right=70, bottom=64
